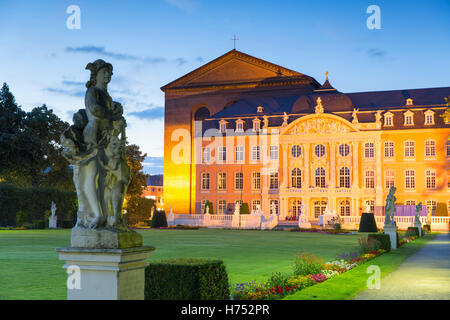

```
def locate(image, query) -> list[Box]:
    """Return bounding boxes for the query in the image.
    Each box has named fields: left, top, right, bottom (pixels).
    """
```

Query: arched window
left=313, top=200, right=327, bottom=218
left=194, top=107, right=210, bottom=121
left=339, top=200, right=351, bottom=216
left=315, top=167, right=326, bottom=188
left=339, top=167, right=350, bottom=188
left=315, top=144, right=326, bottom=157
left=291, top=145, right=302, bottom=158
left=339, top=144, right=350, bottom=157
left=291, top=168, right=302, bottom=188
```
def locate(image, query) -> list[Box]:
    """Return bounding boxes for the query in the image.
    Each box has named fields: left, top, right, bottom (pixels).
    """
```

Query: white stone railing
left=340, top=215, right=450, bottom=231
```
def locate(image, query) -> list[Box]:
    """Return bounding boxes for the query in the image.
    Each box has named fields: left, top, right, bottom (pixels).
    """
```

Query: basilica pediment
left=282, top=114, right=358, bottom=135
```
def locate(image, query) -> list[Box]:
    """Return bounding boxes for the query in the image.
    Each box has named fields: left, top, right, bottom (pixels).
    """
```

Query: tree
left=124, top=144, right=149, bottom=225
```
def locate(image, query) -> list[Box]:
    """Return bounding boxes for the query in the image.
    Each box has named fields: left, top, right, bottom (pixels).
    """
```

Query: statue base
left=384, top=223, right=398, bottom=250
left=414, top=221, right=423, bottom=237
left=71, top=226, right=143, bottom=249
left=56, top=246, right=154, bottom=300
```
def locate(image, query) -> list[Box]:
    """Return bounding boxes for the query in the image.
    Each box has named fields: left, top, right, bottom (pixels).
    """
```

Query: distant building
left=161, top=49, right=450, bottom=219
left=142, top=185, right=164, bottom=206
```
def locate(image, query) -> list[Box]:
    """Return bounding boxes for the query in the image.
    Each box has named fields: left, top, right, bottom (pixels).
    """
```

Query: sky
left=0, top=0, right=449, bottom=175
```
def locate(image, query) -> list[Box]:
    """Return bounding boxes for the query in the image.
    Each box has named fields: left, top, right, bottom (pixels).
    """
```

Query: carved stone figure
left=352, top=108, right=359, bottom=124
left=282, top=112, right=289, bottom=126
left=415, top=202, right=422, bottom=225
left=315, top=97, right=324, bottom=114
left=384, top=186, right=397, bottom=226
left=60, top=60, right=139, bottom=248
left=234, top=203, right=240, bottom=215
left=205, top=205, right=210, bottom=214
left=51, top=201, right=57, bottom=217
left=375, top=110, right=382, bottom=123
left=263, top=115, right=269, bottom=128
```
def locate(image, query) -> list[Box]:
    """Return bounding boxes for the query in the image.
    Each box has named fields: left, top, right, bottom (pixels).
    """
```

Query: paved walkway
left=354, top=233, right=450, bottom=300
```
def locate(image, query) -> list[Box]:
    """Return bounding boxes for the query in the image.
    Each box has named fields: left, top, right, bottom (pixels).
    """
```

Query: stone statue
left=365, top=203, right=371, bottom=213
left=384, top=186, right=397, bottom=226
left=282, top=112, right=289, bottom=126
left=51, top=201, right=57, bottom=217
left=352, top=108, right=359, bottom=123
left=205, top=205, right=210, bottom=214
left=415, top=202, right=422, bottom=225
left=234, top=203, right=240, bottom=215
left=263, top=115, right=269, bottom=128
left=375, top=110, right=382, bottom=123
left=150, top=206, right=155, bottom=220
left=60, top=60, right=139, bottom=248
left=315, top=97, right=324, bottom=115
left=256, top=204, right=262, bottom=215
left=49, top=201, right=58, bottom=229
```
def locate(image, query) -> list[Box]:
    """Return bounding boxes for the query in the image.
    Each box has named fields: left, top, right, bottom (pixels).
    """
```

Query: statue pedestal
left=298, top=215, right=311, bottom=229
left=232, top=214, right=240, bottom=229
left=384, top=224, right=398, bottom=250
left=49, top=216, right=57, bottom=229
left=71, top=227, right=143, bottom=249
left=57, top=246, right=154, bottom=300
left=414, top=221, right=422, bottom=237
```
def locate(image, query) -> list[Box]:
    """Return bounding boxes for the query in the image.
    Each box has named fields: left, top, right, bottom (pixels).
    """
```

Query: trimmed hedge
left=406, top=227, right=419, bottom=237
left=240, top=202, right=250, bottom=215
left=0, top=183, right=77, bottom=227
left=151, top=210, right=168, bottom=228
left=368, top=233, right=391, bottom=252
left=145, top=258, right=230, bottom=300
left=358, top=213, right=378, bottom=232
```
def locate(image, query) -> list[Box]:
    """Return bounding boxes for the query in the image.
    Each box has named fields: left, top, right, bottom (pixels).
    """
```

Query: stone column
left=304, top=144, right=310, bottom=188
left=375, top=140, right=383, bottom=210
left=352, top=141, right=359, bottom=189
left=330, top=142, right=336, bottom=188
left=57, top=247, right=154, bottom=300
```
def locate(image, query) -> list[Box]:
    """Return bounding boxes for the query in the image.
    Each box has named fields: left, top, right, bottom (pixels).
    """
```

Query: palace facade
left=162, top=50, right=450, bottom=220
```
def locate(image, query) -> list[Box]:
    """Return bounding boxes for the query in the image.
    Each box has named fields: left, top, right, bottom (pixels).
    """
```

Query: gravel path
left=354, top=233, right=450, bottom=300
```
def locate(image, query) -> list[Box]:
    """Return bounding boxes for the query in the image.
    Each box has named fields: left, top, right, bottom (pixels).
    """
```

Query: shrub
left=358, top=213, right=378, bottom=232
left=424, top=224, right=431, bottom=232
left=266, top=272, right=290, bottom=288
left=145, top=258, right=229, bottom=300
left=286, top=275, right=315, bottom=289
left=151, top=210, right=168, bottom=228
left=62, top=220, right=74, bottom=229
left=358, top=237, right=381, bottom=254
left=16, top=210, right=28, bottom=227
left=32, top=220, right=46, bottom=229
left=240, top=202, right=250, bottom=215
left=368, top=234, right=391, bottom=252
left=293, top=250, right=324, bottom=276
left=406, top=227, right=419, bottom=237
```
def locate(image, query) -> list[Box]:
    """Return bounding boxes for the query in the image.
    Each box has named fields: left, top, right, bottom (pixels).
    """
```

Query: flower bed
left=230, top=235, right=397, bottom=300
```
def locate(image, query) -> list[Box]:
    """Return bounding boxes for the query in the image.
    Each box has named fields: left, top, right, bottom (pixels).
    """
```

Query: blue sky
left=0, top=0, right=449, bottom=174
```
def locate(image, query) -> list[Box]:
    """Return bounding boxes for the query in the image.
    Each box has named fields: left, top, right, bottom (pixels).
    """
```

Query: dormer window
left=252, top=118, right=261, bottom=132
left=384, top=112, right=394, bottom=126
left=236, top=119, right=244, bottom=132
left=406, top=98, right=413, bottom=106
left=219, top=120, right=228, bottom=133
left=257, top=106, right=264, bottom=113
left=404, top=111, right=414, bottom=126
left=424, top=110, right=435, bottom=125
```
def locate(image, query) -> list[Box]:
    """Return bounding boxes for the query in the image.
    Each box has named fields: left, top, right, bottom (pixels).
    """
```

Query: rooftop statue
left=61, top=59, right=131, bottom=232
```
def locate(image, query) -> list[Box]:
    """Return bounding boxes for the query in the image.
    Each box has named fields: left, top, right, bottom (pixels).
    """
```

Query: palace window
left=291, top=145, right=302, bottom=158
left=405, top=170, right=416, bottom=189
left=235, top=200, right=243, bottom=211
left=219, top=120, right=227, bottom=133
left=252, top=146, right=261, bottom=161
left=339, top=167, right=351, bottom=188
left=385, top=169, right=395, bottom=189
left=404, top=111, right=414, bottom=126
left=252, top=118, right=261, bottom=132
left=218, top=172, right=227, bottom=190
left=313, top=200, right=327, bottom=218
left=217, top=200, right=226, bottom=214
left=426, top=200, right=437, bottom=215
left=315, top=144, right=326, bottom=157
left=364, top=142, right=375, bottom=159
left=291, top=200, right=302, bottom=216
left=425, top=169, right=436, bottom=189
left=235, top=145, right=244, bottom=162
left=251, top=200, right=261, bottom=212
left=424, top=110, right=435, bottom=125
left=201, top=200, right=208, bottom=213
left=252, top=172, right=261, bottom=190
left=405, top=200, right=416, bottom=206
left=404, top=140, right=415, bottom=158
left=365, top=170, right=375, bottom=189
left=339, top=200, right=351, bottom=216
left=202, top=147, right=210, bottom=163
left=365, top=200, right=375, bottom=214
left=270, top=200, right=279, bottom=215
left=235, top=119, right=244, bottom=133
left=270, top=146, right=279, bottom=160
left=446, top=140, right=450, bottom=157
left=315, top=167, right=326, bottom=188
left=201, top=173, right=210, bottom=190
left=270, top=172, right=279, bottom=189
left=234, top=172, right=243, bottom=190
left=384, top=112, right=393, bottom=126
left=384, top=141, right=394, bottom=159
left=339, top=143, right=350, bottom=157
left=217, top=146, right=226, bottom=162
left=291, top=168, right=302, bottom=188
left=257, top=106, right=264, bottom=113
left=425, top=140, right=436, bottom=158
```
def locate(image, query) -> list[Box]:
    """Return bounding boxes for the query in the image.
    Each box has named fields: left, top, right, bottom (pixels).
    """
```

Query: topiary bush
left=151, top=210, right=168, bottom=228
left=368, top=233, right=391, bottom=252
left=240, top=202, right=250, bottom=215
left=358, top=213, right=378, bottom=232
left=144, top=258, right=230, bottom=300
left=406, top=227, right=419, bottom=237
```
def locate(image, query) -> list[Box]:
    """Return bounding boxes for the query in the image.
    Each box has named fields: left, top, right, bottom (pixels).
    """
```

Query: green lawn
left=283, top=233, right=436, bottom=300
left=0, top=228, right=364, bottom=300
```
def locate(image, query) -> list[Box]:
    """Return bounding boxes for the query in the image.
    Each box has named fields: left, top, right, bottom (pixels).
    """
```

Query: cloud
left=176, top=57, right=188, bottom=66
left=43, top=87, right=85, bottom=97
left=128, top=106, right=165, bottom=120
left=62, top=80, right=85, bottom=86
left=142, top=156, right=164, bottom=175
left=368, top=48, right=387, bottom=57
left=65, top=46, right=166, bottom=64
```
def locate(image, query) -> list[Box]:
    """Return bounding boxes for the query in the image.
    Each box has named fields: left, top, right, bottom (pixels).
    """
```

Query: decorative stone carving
left=263, top=115, right=269, bottom=128
left=315, top=97, right=324, bottom=115
left=290, top=118, right=351, bottom=135
left=352, top=108, right=359, bottom=124
left=282, top=112, right=289, bottom=126
left=60, top=59, right=141, bottom=249
left=384, top=186, right=397, bottom=226
left=375, top=110, right=382, bottom=123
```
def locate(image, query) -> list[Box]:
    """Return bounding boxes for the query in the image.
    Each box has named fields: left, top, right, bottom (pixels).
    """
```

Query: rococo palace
left=162, top=50, right=450, bottom=221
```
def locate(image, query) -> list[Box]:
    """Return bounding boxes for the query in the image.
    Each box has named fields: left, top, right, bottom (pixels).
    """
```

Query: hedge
left=358, top=213, right=378, bottom=232
left=240, top=202, right=250, bottom=215
left=0, top=183, right=77, bottom=227
left=145, top=258, right=230, bottom=300
left=406, top=227, right=419, bottom=237
left=368, top=233, right=391, bottom=252
left=151, top=210, right=168, bottom=228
